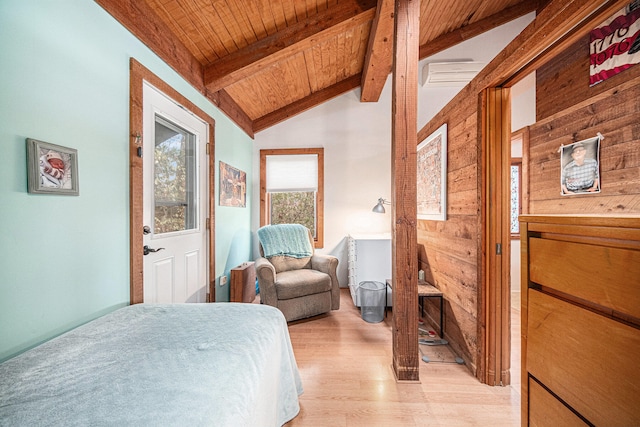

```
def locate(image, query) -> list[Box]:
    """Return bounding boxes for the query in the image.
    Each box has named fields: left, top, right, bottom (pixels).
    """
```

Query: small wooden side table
left=385, top=279, right=444, bottom=335
left=418, top=280, right=444, bottom=336
left=230, top=262, right=256, bottom=303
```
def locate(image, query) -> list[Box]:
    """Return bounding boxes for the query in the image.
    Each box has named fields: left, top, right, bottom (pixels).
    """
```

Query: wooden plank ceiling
left=96, top=0, right=540, bottom=137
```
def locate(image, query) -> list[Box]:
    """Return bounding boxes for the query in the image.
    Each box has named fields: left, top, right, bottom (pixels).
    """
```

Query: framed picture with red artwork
left=26, top=138, right=79, bottom=195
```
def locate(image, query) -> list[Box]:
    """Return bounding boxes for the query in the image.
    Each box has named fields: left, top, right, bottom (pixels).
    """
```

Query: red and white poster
left=590, top=1, right=640, bottom=86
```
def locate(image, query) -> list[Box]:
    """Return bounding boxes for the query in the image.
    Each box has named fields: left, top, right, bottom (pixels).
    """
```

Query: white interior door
left=142, top=82, right=208, bottom=303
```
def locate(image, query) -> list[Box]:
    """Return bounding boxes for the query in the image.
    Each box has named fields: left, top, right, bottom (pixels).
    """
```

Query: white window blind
left=266, top=154, right=318, bottom=192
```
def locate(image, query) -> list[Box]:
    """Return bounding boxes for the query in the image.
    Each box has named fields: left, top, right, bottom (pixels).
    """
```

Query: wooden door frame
left=129, top=58, right=216, bottom=304
left=480, top=87, right=512, bottom=386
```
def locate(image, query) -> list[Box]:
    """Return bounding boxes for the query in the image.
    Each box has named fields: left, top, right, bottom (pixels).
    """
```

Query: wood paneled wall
left=417, top=14, right=640, bottom=378
left=418, top=105, right=481, bottom=371
left=531, top=35, right=640, bottom=214
left=417, top=0, right=640, bottom=382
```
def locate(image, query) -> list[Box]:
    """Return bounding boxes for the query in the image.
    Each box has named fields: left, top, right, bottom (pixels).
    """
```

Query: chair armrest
left=255, top=257, right=278, bottom=306
left=311, top=254, right=340, bottom=310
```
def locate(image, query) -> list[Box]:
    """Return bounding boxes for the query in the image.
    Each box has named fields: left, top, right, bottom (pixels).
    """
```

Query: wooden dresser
left=520, top=215, right=640, bottom=426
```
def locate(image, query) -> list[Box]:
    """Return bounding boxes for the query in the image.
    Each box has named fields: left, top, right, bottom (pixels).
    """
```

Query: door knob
left=143, top=225, right=151, bottom=235
left=143, top=245, right=165, bottom=256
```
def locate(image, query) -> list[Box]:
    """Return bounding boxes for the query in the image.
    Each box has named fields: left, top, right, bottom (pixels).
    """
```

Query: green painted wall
left=0, top=0, right=253, bottom=362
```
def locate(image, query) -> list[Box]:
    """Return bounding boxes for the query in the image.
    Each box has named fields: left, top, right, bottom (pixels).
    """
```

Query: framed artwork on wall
left=560, top=135, right=602, bottom=195
left=417, top=123, right=447, bottom=221
left=219, top=161, right=246, bottom=207
left=26, top=138, right=79, bottom=195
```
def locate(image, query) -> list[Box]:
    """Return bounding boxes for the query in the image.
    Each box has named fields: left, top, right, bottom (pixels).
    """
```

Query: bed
left=0, top=303, right=303, bottom=426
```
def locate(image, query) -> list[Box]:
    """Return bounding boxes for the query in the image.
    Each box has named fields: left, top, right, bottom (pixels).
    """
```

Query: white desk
left=347, top=234, right=391, bottom=307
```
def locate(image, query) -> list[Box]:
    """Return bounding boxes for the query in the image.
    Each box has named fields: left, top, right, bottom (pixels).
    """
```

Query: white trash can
left=359, top=281, right=385, bottom=323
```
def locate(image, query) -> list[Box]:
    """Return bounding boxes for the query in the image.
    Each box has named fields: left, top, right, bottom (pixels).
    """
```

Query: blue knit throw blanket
left=257, top=224, right=313, bottom=259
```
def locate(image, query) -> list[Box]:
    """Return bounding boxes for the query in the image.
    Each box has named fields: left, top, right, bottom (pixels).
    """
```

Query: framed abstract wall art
left=219, top=161, right=246, bottom=207
left=417, top=123, right=447, bottom=221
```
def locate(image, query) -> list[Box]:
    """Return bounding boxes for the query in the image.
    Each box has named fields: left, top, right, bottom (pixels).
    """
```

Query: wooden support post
left=391, top=0, right=419, bottom=382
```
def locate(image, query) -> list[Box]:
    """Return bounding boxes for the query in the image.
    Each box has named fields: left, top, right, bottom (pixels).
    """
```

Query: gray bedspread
left=0, top=303, right=303, bottom=426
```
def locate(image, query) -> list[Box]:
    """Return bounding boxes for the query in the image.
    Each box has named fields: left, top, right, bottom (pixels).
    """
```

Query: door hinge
left=496, top=243, right=502, bottom=255
left=206, top=143, right=210, bottom=155
left=206, top=218, right=210, bottom=230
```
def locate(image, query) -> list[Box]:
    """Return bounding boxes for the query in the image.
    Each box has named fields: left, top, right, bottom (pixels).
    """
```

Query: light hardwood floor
left=283, top=288, right=521, bottom=427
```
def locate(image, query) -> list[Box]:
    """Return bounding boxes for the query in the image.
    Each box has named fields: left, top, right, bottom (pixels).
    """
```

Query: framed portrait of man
left=560, top=135, right=601, bottom=195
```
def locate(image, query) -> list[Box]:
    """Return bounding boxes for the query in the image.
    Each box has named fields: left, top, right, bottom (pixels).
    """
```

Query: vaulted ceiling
left=96, top=0, right=542, bottom=137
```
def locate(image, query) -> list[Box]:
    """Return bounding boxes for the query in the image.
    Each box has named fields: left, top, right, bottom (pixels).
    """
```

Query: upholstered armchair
left=255, top=224, right=340, bottom=322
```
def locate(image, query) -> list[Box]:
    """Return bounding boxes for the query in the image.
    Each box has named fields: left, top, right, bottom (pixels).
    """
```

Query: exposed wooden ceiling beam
left=95, top=0, right=254, bottom=137
left=207, top=89, right=254, bottom=138
left=252, top=75, right=362, bottom=133
left=418, top=0, right=538, bottom=60
left=360, top=0, right=395, bottom=102
left=203, top=0, right=377, bottom=92
left=95, top=0, right=203, bottom=88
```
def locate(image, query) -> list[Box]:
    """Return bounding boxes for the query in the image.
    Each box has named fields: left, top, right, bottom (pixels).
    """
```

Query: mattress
left=0, top=303, right=303, bottom=426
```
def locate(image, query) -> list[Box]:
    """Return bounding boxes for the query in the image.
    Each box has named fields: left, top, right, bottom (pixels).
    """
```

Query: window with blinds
left=260, top=148, right=324, bottom=248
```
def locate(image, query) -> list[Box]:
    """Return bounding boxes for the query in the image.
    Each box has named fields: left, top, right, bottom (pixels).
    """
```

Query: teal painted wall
left=0, top=1, right=253, bottom=362
left=215, top=143, right=254, bottom=303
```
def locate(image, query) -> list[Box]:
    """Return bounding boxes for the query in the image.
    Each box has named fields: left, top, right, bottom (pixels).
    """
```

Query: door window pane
left=154, top=115, right=197, bottom=234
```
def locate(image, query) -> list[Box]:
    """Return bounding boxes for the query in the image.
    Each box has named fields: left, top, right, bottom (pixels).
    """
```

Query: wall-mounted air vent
left=422, top=62, right=485, bottom=87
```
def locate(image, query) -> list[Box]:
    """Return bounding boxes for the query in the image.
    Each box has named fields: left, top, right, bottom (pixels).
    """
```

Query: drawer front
left=528, top=378, right=587, bottom=427
left=528, top=237, right=640, bottom=319
left=526, top=290, right=640, bottom=426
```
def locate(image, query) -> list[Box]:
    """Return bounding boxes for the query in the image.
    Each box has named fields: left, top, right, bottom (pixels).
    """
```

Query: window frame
left=510, top=126, right=529, bottom=240
left=510, top=158, right=522, bottom=239
left=260, top=148, right=324, bottom=248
